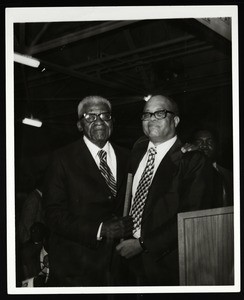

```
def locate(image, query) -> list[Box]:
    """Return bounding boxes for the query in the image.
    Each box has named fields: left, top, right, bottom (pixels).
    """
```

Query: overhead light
left=14, top=52, right=40, bottom=68
left=144, top=95, right=152, bottom=101
left=22, top=116, right=42, bottom=127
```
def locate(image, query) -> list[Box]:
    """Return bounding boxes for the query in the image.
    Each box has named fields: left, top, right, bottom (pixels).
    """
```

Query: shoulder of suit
left=53, top=139, right=84, bottom=157
left=181, top=149, right=207, bottom=164
left=177, top=150, right=212, bottom=177
left=131, top=138, right=148, bottom=153
left=111, top=142, right=130, bottom=157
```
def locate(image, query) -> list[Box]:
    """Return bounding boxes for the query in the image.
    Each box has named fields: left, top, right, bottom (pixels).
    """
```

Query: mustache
left=93, top=124, right=107, bottom=129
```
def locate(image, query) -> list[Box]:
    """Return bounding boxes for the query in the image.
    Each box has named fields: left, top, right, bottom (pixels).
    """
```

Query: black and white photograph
left=5, top=5, right=240, bottom=294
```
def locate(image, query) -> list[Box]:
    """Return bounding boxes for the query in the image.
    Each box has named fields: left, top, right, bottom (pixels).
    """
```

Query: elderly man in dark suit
left=44, top=95, right=133, bottom=287
left=116, top=94, right=214, bottom=286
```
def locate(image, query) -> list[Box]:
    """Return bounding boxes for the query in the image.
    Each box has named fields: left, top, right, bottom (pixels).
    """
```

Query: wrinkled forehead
left=144, top=96, right=172, bottom=111
left=79, top=100, right=111, bottom=115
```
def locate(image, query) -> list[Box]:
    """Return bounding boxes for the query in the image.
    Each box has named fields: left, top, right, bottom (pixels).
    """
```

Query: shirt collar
left=83, top=135, right=110, bottom=159
left=147, top=135, right=177, bottom=152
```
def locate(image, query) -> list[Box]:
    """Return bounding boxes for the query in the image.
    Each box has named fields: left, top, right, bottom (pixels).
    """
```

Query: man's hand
left=116, top=238, right=143, bottom=259
left=101, top=216, right=133, bottom=240
left=181, top=142, right=199, bottom=153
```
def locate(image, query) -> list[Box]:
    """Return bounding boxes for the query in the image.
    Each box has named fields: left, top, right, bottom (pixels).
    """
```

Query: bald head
left=146, top=95, right=179, bottom=116
left=142, top=95, right=180, bottom=146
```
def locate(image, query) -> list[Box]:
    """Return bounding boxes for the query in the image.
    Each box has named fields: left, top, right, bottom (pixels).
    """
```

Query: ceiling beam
left=73, top=35, right=195, bottom=71
left=15, top=96, right=144, bottom=103
left=123, top=29, right=151, bottom=89
left=30, top=23, right=51, bottom=47
left=16, top=35, right=195, bottom=90
left=15, top=71, right=231, bottom=105
left=28, top=21, right=140, bottom=55
left=113, top=45, right=212, bottom=74
left=90, top=42, right=210, bottom=74
left=33, top=58, right=142, bottom=93
left=14, top=40, right=209, bottom=91
left=156, top=72, right=231, bottom=95
left=195, top=18, right=231, bottom=41
left=179, top=19, right=231, bottom=56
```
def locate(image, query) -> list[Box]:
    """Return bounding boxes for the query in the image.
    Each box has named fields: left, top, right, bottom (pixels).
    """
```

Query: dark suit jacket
left=18, top=189, right=44, bottom=244
left=43, top=139, right=129, bottom=286
left=127, top=138, right=214, bottom=285
left=214, top=163, right=233, bottom=207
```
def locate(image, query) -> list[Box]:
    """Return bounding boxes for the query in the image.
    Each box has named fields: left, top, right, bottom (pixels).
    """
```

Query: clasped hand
left=116, top=238, right=143, bottom=259
left=101, top=216, right=133, bottom=240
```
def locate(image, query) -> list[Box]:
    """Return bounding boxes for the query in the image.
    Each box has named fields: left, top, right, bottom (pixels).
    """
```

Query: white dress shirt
left=83, top=135, right=117, bottom=180
left=83, top=136, right=117, bottom=239
left=131, top=135, right=177, bottom=238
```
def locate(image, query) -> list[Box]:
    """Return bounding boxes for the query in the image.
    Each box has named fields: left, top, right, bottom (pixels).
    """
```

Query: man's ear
left=174, top=116, right=180, bottom=128
left=77, top=121, right=83, bottom=132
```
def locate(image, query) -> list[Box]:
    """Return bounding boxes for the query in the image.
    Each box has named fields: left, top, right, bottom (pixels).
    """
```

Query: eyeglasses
left=141, top=109, right=175, bottom=121
left=80, top=112, right=112, bottom=123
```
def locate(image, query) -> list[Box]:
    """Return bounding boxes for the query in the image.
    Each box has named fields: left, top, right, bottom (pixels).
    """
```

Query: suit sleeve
left=144, top=152, right=214, bottom=256
left=43, top=153, right=102, bottom=248
left=179, top=152, right=214, bottom=211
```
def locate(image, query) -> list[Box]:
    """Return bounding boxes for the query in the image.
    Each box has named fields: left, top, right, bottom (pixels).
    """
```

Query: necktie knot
left=98, top=149, right=107, bottom=161
left=148, top=147, right=157, bottom=156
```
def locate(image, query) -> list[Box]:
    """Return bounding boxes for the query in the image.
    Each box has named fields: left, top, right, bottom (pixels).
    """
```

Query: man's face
left=77, top=101, right=113, bottom=148
left=142, top=96, right=180, bottom=145
left=194, top=130, right=216, bottom=159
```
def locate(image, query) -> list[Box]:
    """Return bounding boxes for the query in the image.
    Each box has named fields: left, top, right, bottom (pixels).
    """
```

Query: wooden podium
left=178, top=206, right=234, bottom=285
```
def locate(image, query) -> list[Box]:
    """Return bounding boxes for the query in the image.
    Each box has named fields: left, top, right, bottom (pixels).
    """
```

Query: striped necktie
left=98, top=150, right=117, bottom=197
left=130, top=147, right=157, bottom=234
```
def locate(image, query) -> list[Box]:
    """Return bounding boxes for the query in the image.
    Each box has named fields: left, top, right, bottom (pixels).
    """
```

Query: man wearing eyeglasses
left=116, top=94, right=214, bottom=286
left=44, top=95, right=133, bottom=286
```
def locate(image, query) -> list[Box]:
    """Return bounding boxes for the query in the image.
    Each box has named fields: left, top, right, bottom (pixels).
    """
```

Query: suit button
left=108, top=196, right=112, bottom=200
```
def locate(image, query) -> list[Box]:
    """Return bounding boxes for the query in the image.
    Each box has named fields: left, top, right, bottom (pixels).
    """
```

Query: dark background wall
left=13, top=18, right=234, bottom=202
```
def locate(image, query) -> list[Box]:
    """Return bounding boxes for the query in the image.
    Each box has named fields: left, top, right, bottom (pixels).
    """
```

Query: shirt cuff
left=97, top=222, right=103, bottom=240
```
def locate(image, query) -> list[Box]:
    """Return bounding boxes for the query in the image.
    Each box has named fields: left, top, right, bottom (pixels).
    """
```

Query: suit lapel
left=131, top=142, right=148, bottom=176
left=76, top=139, right=130, bottom=197
left=75, top=139, right=112, bottom=195
left=141, top=139, right=183, bottom=222
left=112, top=143, right=129, bottom=192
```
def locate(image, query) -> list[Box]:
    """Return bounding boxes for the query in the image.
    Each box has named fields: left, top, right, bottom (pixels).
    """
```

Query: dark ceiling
left=13, top=18, right=233, bottom=191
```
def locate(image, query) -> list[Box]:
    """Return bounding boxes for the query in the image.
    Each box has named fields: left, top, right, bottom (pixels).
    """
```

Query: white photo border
left=6, top=5, right=240, bottom=294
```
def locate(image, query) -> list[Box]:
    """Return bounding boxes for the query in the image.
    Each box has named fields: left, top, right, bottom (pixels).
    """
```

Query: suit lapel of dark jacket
left=112, top=143, right=128, bottom=192
left=75, top=139, right=112, bottom=195
left=141, top=138, right=183, bottom=222
left=131, top=138, right=182, bottom=175
left=130, top=142, right=148, bottom=176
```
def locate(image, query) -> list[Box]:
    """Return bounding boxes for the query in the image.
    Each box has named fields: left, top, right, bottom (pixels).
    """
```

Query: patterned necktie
left=130, top=147, right=157, bottom=234
left=98, top=150, right=117, bottom=197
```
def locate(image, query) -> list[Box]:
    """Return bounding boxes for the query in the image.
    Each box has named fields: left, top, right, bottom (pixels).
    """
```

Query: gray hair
left=77, top=95, right=112, bottom=118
